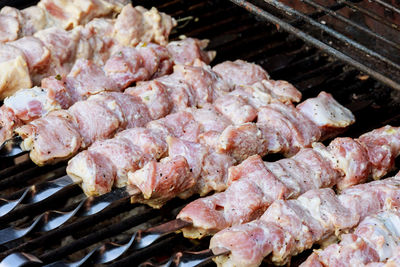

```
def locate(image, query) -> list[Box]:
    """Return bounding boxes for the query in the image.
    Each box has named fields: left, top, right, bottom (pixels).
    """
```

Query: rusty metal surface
left=229, top=0, right=400, bottom=91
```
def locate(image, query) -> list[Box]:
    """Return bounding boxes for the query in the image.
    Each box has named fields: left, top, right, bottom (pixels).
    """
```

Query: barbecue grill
left=1, top=0, right=400, bottom=266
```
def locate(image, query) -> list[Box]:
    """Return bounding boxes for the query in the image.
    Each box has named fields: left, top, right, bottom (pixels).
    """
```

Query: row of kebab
left=0, top=1, right=400, bottom=266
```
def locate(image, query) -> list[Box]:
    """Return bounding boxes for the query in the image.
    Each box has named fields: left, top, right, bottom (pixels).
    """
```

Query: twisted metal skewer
left=0, top=136, right=25, bottom=158
left=140, top=248, right=231, bottom=267
left=3, top=219, right=192, bottom=267
left=0, top=175, right=76, bottom=218
left=0, top=252, right=43, bottom=267
left=0, top=187, right=130, bottom=245
left=42, top=219, right=229, bottom=266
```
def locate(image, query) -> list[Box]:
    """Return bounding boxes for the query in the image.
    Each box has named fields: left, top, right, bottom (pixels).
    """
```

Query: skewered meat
left=119, top=91, right=350, bottom=205
left=167, top=38, right=216, bottom=66
left=0, top=0, right=129, bottom=42
left=0, top=12, right=19, bottom=43
left=1, top=37, right=212, bottom=145
left=130, top=155, right=194, bottom=206
left=126, top=81, right=173, bottom=121
left=297, top=90, right=356, bottom=139
left=212, top=59, right=270, bottom=88
left=113, top=5, right=176, bottom=47
left=210, top=174, right=400, bottom=267
left=16, top=110, right=83, bottom=165
left=178, top=125, right=400, bottom=239
left=68, top=127, right=168, bottom=196
left=217, top=91, right=354, bottom=161
left=0, top=4, right=177, bottom=100
left=171, top=61, right=232, bottom=107
left=67, top=61, right=305, bottom=198
left=0, top=44, right=32, bottom=99
left=301, top=208, right=400, bottom=267
left=0, top=45, right=168, bottom=145
left=9, top=36, right=51, bottom=74
left=367, top=249, right=400, bottom=267
left=19, top=58, right=249, bottom=166
left=17, top=92, right=151, bottom=165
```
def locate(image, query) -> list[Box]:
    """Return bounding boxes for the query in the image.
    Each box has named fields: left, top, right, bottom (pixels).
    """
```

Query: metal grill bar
left=341, top=0, right=400, bottom=31
left=302, top=0, right=400, bottom=49
left=369, top=0, right=400, bottom=15
left=263, top=0, right=400, bottom=70
left=229, top=0, right=400, bottom=90
left=1, top=1, right=400, bottom=266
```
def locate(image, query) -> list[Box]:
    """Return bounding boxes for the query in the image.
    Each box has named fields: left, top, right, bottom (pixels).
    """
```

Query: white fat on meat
left=301, top=209, right=400, bottom=267
left=20, top=6, right=48, bottom=36
left=67, top=150, right=116, bottom=196
left=37, top=0, right=127, bottom=30
left=3, top=86, right=61, bottom=122
left=254, top=79, right=302, bottom=104
left=167, top=38, right=216, bottom=65
left=113, top=4, right=176, bottom=47
left=212, top=59, right=270, bottom=88
left=0, top=44, right=31, bottom=99
left=16, top=110, right=82, bottom=166
left=297, top=91, right=355, bottom=138
left=9, top=36, right=51, bottom=75
left=358, top=212, right=400, bottom=261
left=0, top=14, right=19, bottom=42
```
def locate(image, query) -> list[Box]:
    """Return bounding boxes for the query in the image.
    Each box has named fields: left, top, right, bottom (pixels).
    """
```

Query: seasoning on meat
left=1, top=38, right=211, bottom=144
left=210, top=174, right=400, bottom=267
left=178, top=125, right=400, bottom=239
left=67, top=61, right=307, bottom=197
left=0, top=3, right=177, bottom=101
left=301, top=208, right=400, bottom=267
left=0, top=0, right=129, bottom=42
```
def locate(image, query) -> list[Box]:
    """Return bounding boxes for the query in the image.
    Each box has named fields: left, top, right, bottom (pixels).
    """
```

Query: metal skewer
left=0, top=187, right=130, bottom=245
left=0, top=218, right=227, bottom=267
left=140, top=248, right=231, bottom=267
left=0, top=136, right=25, bottom=158
left=44, top=219, right=191, bottom=266
left=0, top=175, right=76, bottom=218
left=41, top=218, right=221, bottom=266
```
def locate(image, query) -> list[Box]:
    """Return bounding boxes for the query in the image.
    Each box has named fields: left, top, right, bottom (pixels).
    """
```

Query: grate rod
left=263, top=0, right=400, bottom=71
left=364, top=0, right=400, bottom=15
left=229, top=0, right=400, bottom=90
left=302, top=0, right=400, bottom=49
left=340, top=0, right=400, bottom=31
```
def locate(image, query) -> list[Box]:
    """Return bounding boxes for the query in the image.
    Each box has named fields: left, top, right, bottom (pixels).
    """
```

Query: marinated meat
left=212, top=59, right=270, bottom=88
left=178, top=126, right=400, bottom=239
left=0, top=3, right=177, bottom=102
left=18, top=92, right=152, bottom=165
left=9, top=36, right=51, bottom=74
left=301, top=208, right=400, bottom=267
left=167, top=38, right=216, bottom=65
left=0, top=44, right=31, bottom=99
left=67, top=62, right=306, bottom=197
left=3, top=38, right=211, bottom=144
left=129, top=156, right=194, bottom=208
left=16, top=110, right=82, bottom=166
left=217, top=91, right=354, bottom=160
left=0, top=0, right=128, bottom=42
left=113, top=4, right=177, bottom=47
left=210, top=176, right=400, bottom=267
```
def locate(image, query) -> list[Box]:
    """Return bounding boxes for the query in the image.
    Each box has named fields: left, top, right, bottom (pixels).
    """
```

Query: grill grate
left=1, top=0, right=400, bottom=266
left=228, top=0, right=400, bottom=91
